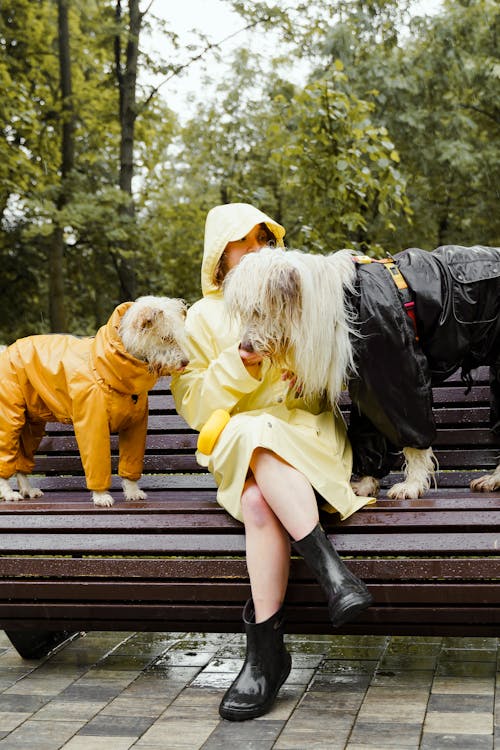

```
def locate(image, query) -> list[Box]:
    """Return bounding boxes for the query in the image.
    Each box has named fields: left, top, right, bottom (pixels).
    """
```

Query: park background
left=0, top=0, right=498, bottom=341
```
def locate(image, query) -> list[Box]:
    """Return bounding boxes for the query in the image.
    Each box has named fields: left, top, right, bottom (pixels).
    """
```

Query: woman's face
left=224, top=223, right=271, bottom=272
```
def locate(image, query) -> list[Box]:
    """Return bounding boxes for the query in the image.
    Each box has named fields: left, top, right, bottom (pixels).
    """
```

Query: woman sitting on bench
left=170, top=202, right=374, bottom=721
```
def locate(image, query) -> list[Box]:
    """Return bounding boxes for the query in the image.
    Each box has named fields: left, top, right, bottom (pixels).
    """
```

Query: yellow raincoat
left=0, top=303, right=158, bottom=491
left=171, top=203, right=374, bottom=522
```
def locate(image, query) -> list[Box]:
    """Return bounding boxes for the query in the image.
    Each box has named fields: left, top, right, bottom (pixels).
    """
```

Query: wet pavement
left=0, top=628, right=498, bottom=749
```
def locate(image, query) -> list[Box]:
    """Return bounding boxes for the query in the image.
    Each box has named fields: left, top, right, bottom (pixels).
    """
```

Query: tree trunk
left=114, top=0, right=141, bottom=301
left=50, top=0, right=74, bottom=332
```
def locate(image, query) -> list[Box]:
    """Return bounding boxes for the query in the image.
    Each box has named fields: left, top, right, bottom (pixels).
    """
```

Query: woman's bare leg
left=249, top=447, right=319, bottom=541
left=241, top=476, right=290, bottom=623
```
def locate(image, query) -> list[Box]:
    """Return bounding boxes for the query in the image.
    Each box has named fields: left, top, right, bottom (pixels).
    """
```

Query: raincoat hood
left=91, top=302, right=159, bottom=394
left=201, top=203, right=286, bottom=296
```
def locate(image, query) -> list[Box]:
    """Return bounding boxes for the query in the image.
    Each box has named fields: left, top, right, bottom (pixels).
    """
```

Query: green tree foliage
left=0, top=0, right=497, bottom=337
left=312, top=0, right=499, bottom=247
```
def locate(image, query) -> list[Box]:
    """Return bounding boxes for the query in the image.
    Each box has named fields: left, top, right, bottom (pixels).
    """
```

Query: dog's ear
left=271, top=266, right=301, bottom=311
left=135, top=307, right=161, bottom=330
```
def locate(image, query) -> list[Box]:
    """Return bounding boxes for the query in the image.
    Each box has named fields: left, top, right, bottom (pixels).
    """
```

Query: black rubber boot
left=219, top=599, right=292, bottom=721
left=293, top=523, right=372, bottom=627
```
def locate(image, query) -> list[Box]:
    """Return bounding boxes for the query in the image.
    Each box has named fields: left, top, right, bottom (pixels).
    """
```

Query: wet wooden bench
left=1, top=368, right=499, bottom=659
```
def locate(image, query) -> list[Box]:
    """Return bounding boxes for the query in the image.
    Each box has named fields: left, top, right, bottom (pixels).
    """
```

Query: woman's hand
left=282, top=370, right=303, bottom=397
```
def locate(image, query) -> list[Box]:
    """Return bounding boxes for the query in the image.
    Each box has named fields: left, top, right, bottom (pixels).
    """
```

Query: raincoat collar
left=91, top=302, right=159, bottom=394
left=201, top=203, right=286, bottom=296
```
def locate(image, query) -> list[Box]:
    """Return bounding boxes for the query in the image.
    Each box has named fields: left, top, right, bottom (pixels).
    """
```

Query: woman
left=170, top=202, right=374, bottom=721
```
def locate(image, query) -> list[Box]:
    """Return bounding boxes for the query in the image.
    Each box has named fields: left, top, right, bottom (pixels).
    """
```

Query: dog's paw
left=92, top=492, right=115, bottom=507
left=121, top=478, right=147, bottom=502
left=470, top=473, right=500, bottom=492
left=351, top=476, right=379, bottom=497
left=387, top=481, right=424, bottom=500
left=0, top=490, right=22, bottom=503
left=20, top=487, right=44, bottom=499
left=124, top=488, right=147, bottom=502
left=0, top=479, right=21, bottom=502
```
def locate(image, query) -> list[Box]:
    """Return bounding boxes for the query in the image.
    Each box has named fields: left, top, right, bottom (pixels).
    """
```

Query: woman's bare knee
left=241, top=481, right=274, bottom=528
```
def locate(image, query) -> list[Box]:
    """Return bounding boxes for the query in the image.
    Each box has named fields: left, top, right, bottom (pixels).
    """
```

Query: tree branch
left=139, top=15, right=271, bottom=111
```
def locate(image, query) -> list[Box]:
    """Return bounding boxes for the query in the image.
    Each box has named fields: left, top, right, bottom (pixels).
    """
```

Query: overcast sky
left=144, top=0, right=444, bottom=115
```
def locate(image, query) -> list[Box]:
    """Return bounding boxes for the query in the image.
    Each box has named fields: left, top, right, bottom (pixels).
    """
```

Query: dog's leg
left=16, top=473, right=43, bottom=499
left=470, top=464, right=500, bottom=492
left=122, top=478, right=147, bottom=501
left=387, top=447, right=437, bottom=499
left=92, top=491, right=115, bottom=507
left=351, top=476, right=380, bottom=497
left=0, top=477, right=22, bottom=502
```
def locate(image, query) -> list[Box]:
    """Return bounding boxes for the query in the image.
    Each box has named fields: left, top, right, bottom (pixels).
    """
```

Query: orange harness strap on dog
left=352, top=255, right=419, bottom=341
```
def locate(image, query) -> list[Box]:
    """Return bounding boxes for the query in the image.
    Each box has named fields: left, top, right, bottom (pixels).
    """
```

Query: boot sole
left=219, top=655, right=292, bottom=721
left=330, top=590, right=373, bottom=628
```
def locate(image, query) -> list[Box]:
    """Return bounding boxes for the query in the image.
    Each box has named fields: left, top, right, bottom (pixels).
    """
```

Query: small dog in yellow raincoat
left=0, top=296, right=189, bottom=507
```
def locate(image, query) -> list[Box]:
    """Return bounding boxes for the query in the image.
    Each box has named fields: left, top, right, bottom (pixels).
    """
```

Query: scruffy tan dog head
left=223, top=247, right=358, bottom=406
left=224, top=248, right=302, bottom=367
left=119, top=295, right=189, bottom=374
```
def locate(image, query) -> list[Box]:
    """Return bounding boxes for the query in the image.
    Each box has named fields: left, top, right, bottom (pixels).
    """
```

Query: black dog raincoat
left=347, top=245, right=500, bottom=477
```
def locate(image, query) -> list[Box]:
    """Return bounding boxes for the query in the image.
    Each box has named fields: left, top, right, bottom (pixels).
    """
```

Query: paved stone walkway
left=0, top=629, right=497, bottom=749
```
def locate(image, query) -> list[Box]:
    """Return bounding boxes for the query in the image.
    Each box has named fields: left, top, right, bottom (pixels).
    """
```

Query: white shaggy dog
left=223, top=246, right=500, bottom=499
left=0, top=296, right=189, bottom=507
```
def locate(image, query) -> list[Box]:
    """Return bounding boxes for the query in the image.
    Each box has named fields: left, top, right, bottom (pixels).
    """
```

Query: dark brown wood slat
left=0, top=512, right=241, bottom=532
left=1, top=555, right=498, bottom=581
left=1, top=581, right=499, bottom=607
left=434, top=428, right=498, bottom=446
left=2, top=531, right=500, bottom=555
left=38, top=433, right=198, bottom=454
left=3, top=506, right=500, bottom=533
left=33, top=454, right=201, bottom=473
left=433, top=406, right=490, bottom=425
left=2, top=602, right=500, bottom=628
left=1, top=615, right=498, bottom=637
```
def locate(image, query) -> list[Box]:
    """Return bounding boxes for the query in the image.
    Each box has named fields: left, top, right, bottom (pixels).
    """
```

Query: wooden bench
left=1, top=368, right=500, bottom=659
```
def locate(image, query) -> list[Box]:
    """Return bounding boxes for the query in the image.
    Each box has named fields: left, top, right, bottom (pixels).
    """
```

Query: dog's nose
left=240, top=338, right=254, bottom=353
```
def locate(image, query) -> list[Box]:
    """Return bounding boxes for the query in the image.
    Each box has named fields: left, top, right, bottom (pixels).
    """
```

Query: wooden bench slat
left=2, top=505, right=500, bottom=532
left=0, top=556, right=498, bottom=581
left=2, top=531, right=500, bottom=555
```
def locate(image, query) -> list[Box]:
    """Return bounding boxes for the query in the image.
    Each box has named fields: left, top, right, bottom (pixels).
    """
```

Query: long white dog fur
left=224, top=247, right=499, bottom=499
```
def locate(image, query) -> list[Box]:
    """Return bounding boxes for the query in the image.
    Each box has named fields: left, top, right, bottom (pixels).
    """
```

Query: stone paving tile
left=367, top=669, right=435, bottom=688
left=0, top=718, right=82, bottom=749
left=0, top=712, right=32, bottom=733
left=308, top=672, right=372, bottom=693
left=356, top=686, right=429, bottom=723
left=423, top=710, right=493, bottom=735
left=153, top=650, right=217, bottom=668
left=420, top=734, right=493, bottom=749
left=273, top=710, right=355, bottom=750
left=202, top=718, right=285, bottom=749
left=76, top=713, right=155, bottom=736
left=31, top=699, right=107, bottom=722
left=61, top=738, right=136, bottom=750
left=0, top=693, right=51, bottom=713
left=133, top=716, right=219, bottom=748
left=435, top=659, right=497, bottom=678
left=99, top=695, right=168, bottom=718
left=347, top=720, right=422, bottom=748
left=431, top=676, right=495, bottom=695
left=427, top=692, right=494, bottom=713
left=298, top=688, right=366, bottom=713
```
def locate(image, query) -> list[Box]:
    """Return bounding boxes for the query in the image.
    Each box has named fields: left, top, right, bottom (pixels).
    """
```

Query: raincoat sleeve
left=171, top=304, right=262, bottom=431
left=117, top=402, right=148, bottom=481
left=72, top=386, right=112, bottom=492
